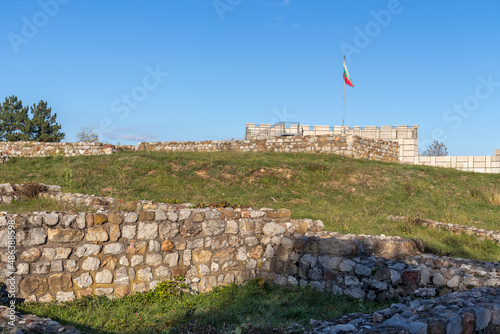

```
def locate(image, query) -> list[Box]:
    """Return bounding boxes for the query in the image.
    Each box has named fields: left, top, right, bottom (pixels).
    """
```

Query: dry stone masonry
left=2, top=185, right=500, bottom=333
left=388, top=215, right=500, bottom=245
left=132, top=134, right=399, bottom=163
left=1, top=187, right=500, bottom=304
left=0, top=141, right=117, bottom=158
left=0, top=134, right=399, bottom=163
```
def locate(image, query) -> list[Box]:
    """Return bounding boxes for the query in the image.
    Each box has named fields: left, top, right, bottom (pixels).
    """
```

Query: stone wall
left=133, top=134, right=399, bottom=163
left=1, top=206, right=499, bottom=304
left=2, top=184, right=500, bottom=304
left=246, top=123, right=419, bottom=163
left=0, top=142, right=117, bottom=157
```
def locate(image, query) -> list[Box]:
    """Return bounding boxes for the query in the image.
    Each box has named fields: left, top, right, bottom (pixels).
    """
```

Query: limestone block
left=137, top=267, right=153, bottom=282
left=103, top=243, right=125, bottom=255
left=137, top=222, right=158, bottom=240
left=96, top=270, right=114, bottom=284
left=180, top=221, right=202, bottom=237
left=159, top=222, right=180, bottom=239
left=164, top=252, right=179, bottom=267
left=86, top=227, right=109, bottom=242
left=48, top=273, right=72, bottom=292
left=145, top=253, right=163, bottom=266
left=20, top=248, right=41, bottom=262
left=56, top=291, right=76, bottom=302
left=43, top=247, right=72, bottom=260
left=82, top=257, right=100, bottom=271
left=75, top=244, right=102, bottom=257
left=131, top=255, right=144, bottom=266
left=109, top=224, right=121, bottom=242
left=263, top=222, right=286, bottom=237
left=202, top=220, right=225, bottom=236
left=122, top=225, right=137, bottom=239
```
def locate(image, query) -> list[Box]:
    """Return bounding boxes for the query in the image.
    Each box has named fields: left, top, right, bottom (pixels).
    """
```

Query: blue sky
left=1, top=1, right=499, bottom=155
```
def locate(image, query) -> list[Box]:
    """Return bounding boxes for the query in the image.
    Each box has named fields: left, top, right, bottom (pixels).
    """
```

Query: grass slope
left=1, top=151, right=499, bottom=261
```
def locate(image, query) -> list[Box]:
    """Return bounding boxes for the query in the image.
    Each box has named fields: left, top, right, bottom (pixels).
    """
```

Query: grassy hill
left=1, top=150, right=499, bottom=261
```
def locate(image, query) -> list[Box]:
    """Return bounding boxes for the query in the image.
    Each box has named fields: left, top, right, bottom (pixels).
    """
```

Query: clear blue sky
left=1, top=1, right=499, bottom=155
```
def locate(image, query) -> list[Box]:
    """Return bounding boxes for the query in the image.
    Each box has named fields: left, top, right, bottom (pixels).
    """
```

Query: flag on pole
left=343, top=60, right=354, bottom=87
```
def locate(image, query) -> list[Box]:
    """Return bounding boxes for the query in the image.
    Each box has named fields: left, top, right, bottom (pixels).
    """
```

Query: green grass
left=1, top=151, right=499, bottom=261
left=0, top=197, right=92, bottom=214
left=16, top=279, right=388, bottom=334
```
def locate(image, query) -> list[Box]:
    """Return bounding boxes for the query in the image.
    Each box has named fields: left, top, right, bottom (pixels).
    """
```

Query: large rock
left=137, top=222, right=158, bottom=240
left=155, top=266, right=172, bottom=280
left=22, top=228, right=47, bottom=246
left=318, top=237, right=359, bottom=256
left=192, top=249, right=212, bottom=264
left=109, top=224, right=121, bottom=242
left=96, top=270, right=114, bottom=284
left=103, top=243, right=125, bottom=254
left=86, top=227, right=109, bottom=242
left=164, top=252, right=179, bottom=267
left=43, top=247, right=72, bottom=260
left=48, top=229, right=84, bottom=243
left=263, top=222, right=286, bottom=237
left=159, top=222, right=180, bottom=239
left=82, top=257, right=100, bottom=271
left=122, top=225, right=137, bottom=239
left=44, top=213, right=59, bottom=226
left=108, top=212, right=124, bottom=224
left=202, top=220, right=225, bottom=236
left=20, top=277, right=47, bottom=296
left=74, top=273, right=93, bottom=288
left=48, top=273, right=73, bottom=292
left=75, top=244, right=102, bottom=257
left=56, top=291, right=76, bottom=302
left=20, top=248, right=42, bottom=262
left=137, top=267, right=153, bottom=281
left=139, top=211, right=156, bottom=221
left=161, top=239, right=175, bottom=252
left=361, top=237, right=421, bottom=258
left=62, top=214, right=77, bottom=227
left=180, top=221, right=202, bottom=237
left=115, top=267, right=130, bottom=285
left=93, top=213, right=108, bottom=225
left=145, top=253, right=163, bottom=266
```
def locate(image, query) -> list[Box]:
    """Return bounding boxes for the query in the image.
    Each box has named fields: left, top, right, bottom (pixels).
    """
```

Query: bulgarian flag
left=343, top=60, right=354, bottom=87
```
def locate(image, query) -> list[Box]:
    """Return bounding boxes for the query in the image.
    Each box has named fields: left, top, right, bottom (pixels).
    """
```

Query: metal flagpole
left=342, top=55, right=345, bottom=127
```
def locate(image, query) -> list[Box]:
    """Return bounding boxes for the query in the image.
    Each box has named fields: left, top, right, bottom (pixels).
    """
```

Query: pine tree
left=0, top=95, right=31, bottom=141
left=29, top=100, right=65, bottom=142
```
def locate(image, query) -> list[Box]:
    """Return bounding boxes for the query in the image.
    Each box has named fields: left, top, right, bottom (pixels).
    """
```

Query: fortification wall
left=0, top=142, right=117, bottom=157
left=0, top=135, right=398, bottom=163
left=245, top=123, right=419, bottom=163
left=133, top=134, right=399, bottom=162
left=1, top=185, right=500, bottom=304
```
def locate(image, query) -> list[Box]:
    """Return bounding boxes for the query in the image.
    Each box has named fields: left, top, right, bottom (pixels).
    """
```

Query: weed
left=15, top=181, right=47, bottom=199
